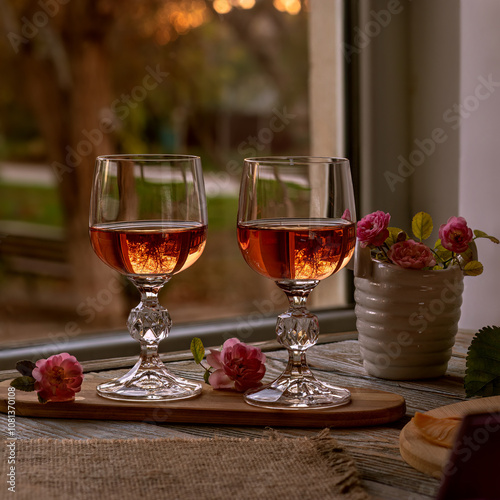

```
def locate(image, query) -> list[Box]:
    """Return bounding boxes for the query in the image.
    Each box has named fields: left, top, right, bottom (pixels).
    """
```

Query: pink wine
left=237, top=218, right=355, bottom=281
left=90, top=221, right=206, bottom=276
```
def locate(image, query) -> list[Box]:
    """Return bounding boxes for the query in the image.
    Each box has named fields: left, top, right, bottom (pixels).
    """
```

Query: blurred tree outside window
left=0, top=0, right=348, bottom=349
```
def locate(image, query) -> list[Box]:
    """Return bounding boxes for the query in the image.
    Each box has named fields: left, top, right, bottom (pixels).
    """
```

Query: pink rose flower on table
left=388, top=239, right=436, bottom=270
left=439, top=216, right=474, bottom=253
left=191, top=337, right=266, bottom=392
left=207, top=339, right=266, bottom=392
left=356, top=210, right=391, bottom=248
left=33, top=353, right=84, bottom=402
left=10, top=352, right=84, bottom=404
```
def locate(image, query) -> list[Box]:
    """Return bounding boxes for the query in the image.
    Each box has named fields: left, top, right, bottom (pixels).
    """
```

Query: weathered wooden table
left=0, top=330, right=474, bottom=500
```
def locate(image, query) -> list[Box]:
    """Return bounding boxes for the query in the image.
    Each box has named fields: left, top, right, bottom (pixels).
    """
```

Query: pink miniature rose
left=388, top=239, right=436, bottom=270
left=357, top=211, right=391, bottom=248
left=206, top=338, right=266, bottom=392
left=32, top=353, right=84, bottom=402
left=439, top=216, right=473, bottom=253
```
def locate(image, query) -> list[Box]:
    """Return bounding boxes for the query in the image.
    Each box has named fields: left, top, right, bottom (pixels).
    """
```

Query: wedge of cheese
left=412, top=412, right=462, bottom=448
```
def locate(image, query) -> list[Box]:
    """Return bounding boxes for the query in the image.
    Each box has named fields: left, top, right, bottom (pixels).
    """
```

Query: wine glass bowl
left=89, top=155, right=207, bottom=401
left=237, top=157, right=356, bottom=409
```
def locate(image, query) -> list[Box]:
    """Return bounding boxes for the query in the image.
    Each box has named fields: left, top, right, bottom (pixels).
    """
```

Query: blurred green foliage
left=0, top=181, right=237, bottom=232
left=0, top=183, right=63, bottom=226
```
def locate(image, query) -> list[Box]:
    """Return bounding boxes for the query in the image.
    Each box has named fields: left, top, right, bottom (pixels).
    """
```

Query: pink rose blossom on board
left=356, top=210, right=391, bottom=248
left=206, top=338, right=266, bottom=392
left=439, top=216, right=473, bottom=253
left=32, top=353, right=84, bottom=402
left=388, top=239, right=436, bottom=270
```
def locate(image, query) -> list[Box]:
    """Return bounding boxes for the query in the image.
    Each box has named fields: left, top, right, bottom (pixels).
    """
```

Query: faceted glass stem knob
left=96, top=284, right=202, bottom=401
left=244, top=282, right=350, bottom=409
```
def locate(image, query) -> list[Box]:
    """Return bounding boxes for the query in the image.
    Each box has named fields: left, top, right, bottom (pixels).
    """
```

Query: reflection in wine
left=90, top=221, right=207, bottom=276
left=237, top=218, right=355, bottom=281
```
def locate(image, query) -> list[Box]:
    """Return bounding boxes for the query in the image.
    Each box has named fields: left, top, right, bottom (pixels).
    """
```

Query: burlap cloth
left=1, top=430, right=370, bottom=500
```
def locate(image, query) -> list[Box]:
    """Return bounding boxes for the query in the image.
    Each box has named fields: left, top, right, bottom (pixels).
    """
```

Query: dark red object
left=437, top=411, right=500, bottom=500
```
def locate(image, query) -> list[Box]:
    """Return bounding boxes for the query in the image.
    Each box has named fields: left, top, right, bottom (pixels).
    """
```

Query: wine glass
left=89, top=154, right=207, bottom=401
left=237, top=157, right=356, bottom=409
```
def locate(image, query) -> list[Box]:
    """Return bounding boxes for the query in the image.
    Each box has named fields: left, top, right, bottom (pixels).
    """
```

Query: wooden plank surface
left=0, top=330, right=476, bottom=500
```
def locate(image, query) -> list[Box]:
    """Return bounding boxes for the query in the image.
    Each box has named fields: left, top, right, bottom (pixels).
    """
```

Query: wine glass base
left=243, top=375, right=351, bottom=410
left=96, top=365, right=202, bottom=402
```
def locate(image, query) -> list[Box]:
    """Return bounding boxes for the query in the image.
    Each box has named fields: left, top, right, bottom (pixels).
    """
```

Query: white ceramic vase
left=354, top=247, right=464, bottom=380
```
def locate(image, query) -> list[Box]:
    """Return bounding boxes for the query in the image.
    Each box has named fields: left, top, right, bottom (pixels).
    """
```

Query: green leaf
left=459, top=246, right=475, bottom=265
left=412, top=212, right=433, bottom=241
left=474, top=229, right=500, bottom=244
left=434, top=239, right=453, bottom=264
left=10, top=376, right=35, bottom=392
left=203, top=369, right=211, bottom=385
left=37, top=393, right=48, bottom=404
left=15, top=360, right=36, bottom=377
left=463, top=260, right=483, bottom=276
left=371, top=250, right=387, bottom=262
left=190, top=337, right=205, bottom=365
left=384, top=227, right=405, bottom=247
left=465, top=326, right=500, bottom=397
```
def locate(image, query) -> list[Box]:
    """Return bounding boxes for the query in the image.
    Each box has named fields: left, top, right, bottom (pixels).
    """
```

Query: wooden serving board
left=399, top=395, right=500, bottom=478
left=0, top=377, right=405, bottom=428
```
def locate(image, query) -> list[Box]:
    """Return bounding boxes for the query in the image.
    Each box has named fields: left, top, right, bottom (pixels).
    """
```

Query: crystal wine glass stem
left=276, top=281, right=319, bottom=380
left=96, top=277, right=202, bottom=401
left=285, top=350, right=314, bottom=378
left=127, top=281, right=172, bottom=371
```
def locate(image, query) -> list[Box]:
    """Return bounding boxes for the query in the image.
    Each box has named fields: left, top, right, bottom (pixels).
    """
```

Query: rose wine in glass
left=89, top=155, right=207, bottom=401
left=237, top=157, right=356, bottom=409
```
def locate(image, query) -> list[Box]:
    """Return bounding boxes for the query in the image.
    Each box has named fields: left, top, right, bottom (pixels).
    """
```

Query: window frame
left=0, top=1, right=360, bottom=369
left=0, top=305, right=356, bottom=368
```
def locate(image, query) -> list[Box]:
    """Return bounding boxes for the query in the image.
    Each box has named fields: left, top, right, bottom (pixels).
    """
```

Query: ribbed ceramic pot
left=354, top=255, right=464, bottom=380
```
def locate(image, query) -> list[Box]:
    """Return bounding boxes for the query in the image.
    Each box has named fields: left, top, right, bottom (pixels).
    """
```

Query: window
left=0, top=0, right=357, bottom=367
left=352, top=0, right=500, bottom=331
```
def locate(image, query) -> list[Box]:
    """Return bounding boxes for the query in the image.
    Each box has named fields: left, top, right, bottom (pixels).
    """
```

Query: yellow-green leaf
left=385, top=227, right=405, bottom=247
left=474, top=229, right=500, bottom=244
left=434, top=238, right=453, bottom=264
left=463, top=260, right=483, bottom=276
left=459, top=246, right=475, bottom=265
left=190, top=337, right=205, bottom=364
left=372, top=250, right=386, bottom=262
left=412, top=212, right=433, bottom=241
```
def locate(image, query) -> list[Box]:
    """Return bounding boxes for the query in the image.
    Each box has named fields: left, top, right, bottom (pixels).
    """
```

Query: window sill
left=0, top=306, right=356, bottom=370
